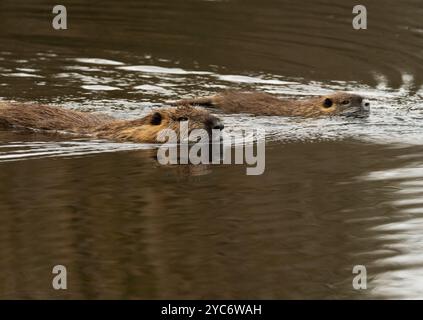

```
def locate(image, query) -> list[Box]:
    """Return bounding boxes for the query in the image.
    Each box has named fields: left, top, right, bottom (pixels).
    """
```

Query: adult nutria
left=173, top=91, right=370, bottom=118
left=0, top=102, right=224, bottom=143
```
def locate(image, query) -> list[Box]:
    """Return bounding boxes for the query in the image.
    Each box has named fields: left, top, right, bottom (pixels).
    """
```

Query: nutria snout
left=207, top=117, right=225, bottom=131
left=325, top=92, right=370, bottom=118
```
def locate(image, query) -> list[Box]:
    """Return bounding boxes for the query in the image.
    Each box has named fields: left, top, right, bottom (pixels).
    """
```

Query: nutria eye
left=323, top=98, right=333, bottom=108
left=342, top=100, right=350, bottom=105
left=178, top=117, right=188, bottom=122
left=150, top=112, right=162, bottom=125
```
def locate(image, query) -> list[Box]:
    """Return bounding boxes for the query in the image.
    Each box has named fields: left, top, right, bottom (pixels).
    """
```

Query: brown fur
left=173, top=90, right=370, bottom=118
left=0, top=102, right=223, bottom=143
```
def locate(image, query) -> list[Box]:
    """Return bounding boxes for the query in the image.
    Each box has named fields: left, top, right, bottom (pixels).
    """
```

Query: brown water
left=1, top=0, right=423, bottom=299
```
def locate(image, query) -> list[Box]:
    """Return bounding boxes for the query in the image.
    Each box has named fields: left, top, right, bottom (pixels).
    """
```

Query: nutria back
left=0, top=102, right=224, bottom=143
left=0, top=102, right=115, bottom=133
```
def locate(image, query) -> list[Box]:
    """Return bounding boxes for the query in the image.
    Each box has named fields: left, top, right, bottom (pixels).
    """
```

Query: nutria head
left=318, top=92, right=370, bottom=118
left=94, top=106, right=224, bottom=143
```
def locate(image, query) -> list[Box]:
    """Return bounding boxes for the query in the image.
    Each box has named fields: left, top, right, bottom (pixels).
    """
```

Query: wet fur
left=174, top=90, right=368, bottom=117
left=0, top=102, right=221, bottom=143
left=0, top=102, right=113, bottom=133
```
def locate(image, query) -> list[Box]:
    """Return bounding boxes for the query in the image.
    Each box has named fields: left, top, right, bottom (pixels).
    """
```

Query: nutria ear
left=150, top=112, right=162, bottom=125
left=323, top=98, right=333, bottom=108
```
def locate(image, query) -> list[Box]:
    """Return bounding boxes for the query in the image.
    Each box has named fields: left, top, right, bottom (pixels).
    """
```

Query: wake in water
left=0, top=138, right=154, bottom=162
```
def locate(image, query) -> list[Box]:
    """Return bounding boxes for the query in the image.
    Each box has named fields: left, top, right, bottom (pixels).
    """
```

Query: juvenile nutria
left=174, top=91, right=370, bottom=118
left=0, top=102, right=224, bottom=143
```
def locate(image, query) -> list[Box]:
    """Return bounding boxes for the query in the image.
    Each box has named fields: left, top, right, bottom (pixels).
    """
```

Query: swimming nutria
left=0, top=102, right=224, bottom=143
left=173, top=91, right=370, bottom=118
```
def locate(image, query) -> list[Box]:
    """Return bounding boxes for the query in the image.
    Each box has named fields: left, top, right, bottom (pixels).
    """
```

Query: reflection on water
left=1, top=0, right=423, bottom=299
left=362, top=162, right=423, bottom=299
left=1, top=142, right=423, bottom=299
